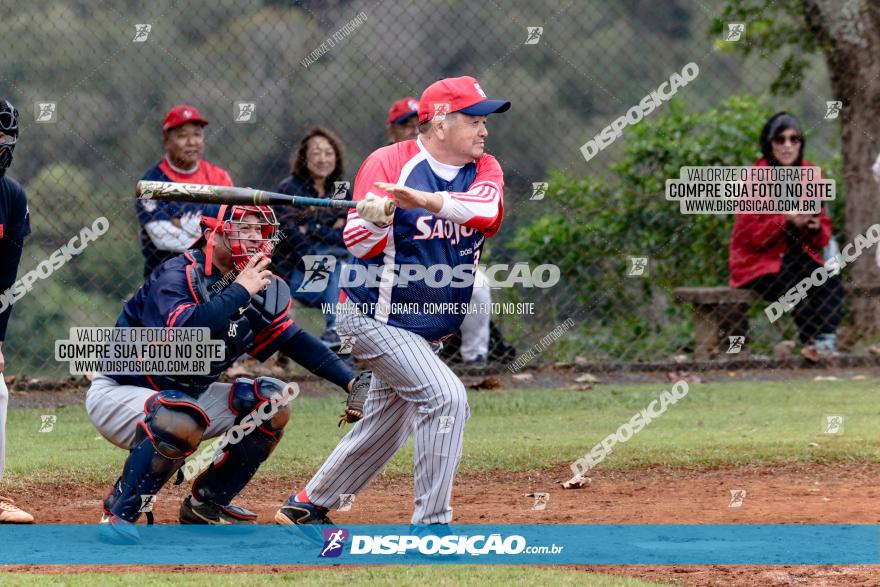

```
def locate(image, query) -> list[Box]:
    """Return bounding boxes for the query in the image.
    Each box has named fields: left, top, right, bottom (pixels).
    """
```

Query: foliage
left=508, top=94, right=820, bottom=358
left=710, top=0, right=818, bottom=95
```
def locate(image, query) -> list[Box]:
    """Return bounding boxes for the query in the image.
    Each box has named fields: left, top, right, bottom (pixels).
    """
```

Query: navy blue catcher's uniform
left=0, top=175, right=30, bottom=344
left=0, top=174, right=31, bottom=488
left=86, top=247, right=355, bottom=525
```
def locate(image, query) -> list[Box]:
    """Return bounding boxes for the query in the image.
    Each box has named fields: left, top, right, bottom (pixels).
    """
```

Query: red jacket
left=729, top=158, right=832, bottom=288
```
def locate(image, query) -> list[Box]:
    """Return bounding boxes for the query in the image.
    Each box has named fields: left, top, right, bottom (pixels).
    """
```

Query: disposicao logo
left=319, top=528, right=348, bottom=558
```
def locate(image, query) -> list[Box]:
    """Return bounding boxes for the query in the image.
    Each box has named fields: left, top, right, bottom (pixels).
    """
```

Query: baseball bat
left=135, top=180, right=396, bottom=215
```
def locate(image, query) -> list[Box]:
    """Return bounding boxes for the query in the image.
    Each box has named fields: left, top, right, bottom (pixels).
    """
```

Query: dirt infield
left=5, top=461, right=880, bottom=585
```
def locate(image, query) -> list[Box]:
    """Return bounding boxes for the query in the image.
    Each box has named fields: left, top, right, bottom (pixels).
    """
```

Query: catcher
left=86, top=204, right=370, bottom=542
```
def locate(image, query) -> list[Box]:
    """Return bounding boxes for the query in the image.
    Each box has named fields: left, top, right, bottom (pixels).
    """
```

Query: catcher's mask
left=0, top=97, right=20, bottom=175
left=198, top=204, right=279, bottom=276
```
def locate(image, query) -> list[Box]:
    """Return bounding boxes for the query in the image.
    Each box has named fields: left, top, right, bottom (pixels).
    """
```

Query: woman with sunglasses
left=729, top=111, right=843, bottom=361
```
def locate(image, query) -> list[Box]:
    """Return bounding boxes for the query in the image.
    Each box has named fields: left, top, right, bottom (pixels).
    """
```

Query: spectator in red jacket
left=729, top=112, right=843, bottom=361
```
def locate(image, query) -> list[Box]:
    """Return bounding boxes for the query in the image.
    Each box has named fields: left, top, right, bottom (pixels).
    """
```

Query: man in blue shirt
left=88, top=204, right=369, bottom=542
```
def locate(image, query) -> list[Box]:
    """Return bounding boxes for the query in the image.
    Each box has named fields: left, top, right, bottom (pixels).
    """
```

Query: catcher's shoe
left=0, top=495, right=33, bottom=524
left=275, top=491, right=333, bottom=525
left=99, top=514, right=140, bottom=545
left=179, top=495, right=257, bottom=525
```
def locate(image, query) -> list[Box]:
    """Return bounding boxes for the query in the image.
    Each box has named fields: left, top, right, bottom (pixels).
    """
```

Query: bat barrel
left=136, top=180, right=394, bottom=214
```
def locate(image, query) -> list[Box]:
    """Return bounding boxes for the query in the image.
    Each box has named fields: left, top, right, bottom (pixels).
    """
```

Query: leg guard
left=104, top=391, right=209, bottom=522
left=192, top=377, right=292, bottom=506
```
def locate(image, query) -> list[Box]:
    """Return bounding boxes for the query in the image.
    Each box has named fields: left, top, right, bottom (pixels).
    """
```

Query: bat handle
left=348, top=198, right=396, bottom=215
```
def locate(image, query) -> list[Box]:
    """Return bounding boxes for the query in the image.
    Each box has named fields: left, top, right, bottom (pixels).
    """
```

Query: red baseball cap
left=162, top=105, right=209, bottom=131
left=387, top=97, right=419, bottom=125
left=417, top=76, right=510, bottom=125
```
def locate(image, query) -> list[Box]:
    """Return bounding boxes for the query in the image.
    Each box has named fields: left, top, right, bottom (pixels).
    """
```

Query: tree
left=715, top=0, right=880, bottom=334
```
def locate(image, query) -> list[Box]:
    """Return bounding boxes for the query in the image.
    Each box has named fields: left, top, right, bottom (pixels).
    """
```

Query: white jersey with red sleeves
left=342, top=136, right=504, bottom=341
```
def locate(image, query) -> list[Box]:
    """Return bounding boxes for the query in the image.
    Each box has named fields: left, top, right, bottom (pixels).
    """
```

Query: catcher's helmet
left=198, top=204, right=279, bottom=275
left=0, top=97, right=20, bottom=175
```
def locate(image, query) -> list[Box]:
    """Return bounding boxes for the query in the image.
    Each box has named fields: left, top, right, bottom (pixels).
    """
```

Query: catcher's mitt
left=339, top=370, right=371, bottom=426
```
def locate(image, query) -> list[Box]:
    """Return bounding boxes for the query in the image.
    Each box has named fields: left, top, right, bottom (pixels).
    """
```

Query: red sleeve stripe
left=344, top=228, right=372, bottom=242
left=450, top=189, right=498, bottom=203
left=343, top=233, right=372, bottom=247
left=343, top=226, right=371, bottom=238
left=345, top=232, right=374, bottom=247
left=250, top=319, right=294, bottom=356
left=342, top=226, right=371, bottom=238
left=166, top=303, right=195, bottom=327
left=252, top=301, right=292, bottom=346
left=183, top=252, right=201, bottom=304
left=455, top=185, right=497, bottom=200
left=470, top=181, right=501, bottom=191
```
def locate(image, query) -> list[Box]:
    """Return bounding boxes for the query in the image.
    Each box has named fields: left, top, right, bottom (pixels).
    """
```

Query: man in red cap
left=136, top=105, right=234, bottom=277
left=277, top=76, right=509, bottom=527
left=386, top=97, right=419, bottom=144
left=383, top=95, right=513, bottom=370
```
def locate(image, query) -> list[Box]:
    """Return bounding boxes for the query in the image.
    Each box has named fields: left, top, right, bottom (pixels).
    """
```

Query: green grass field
left=4, top=377, right=878, bottom=586
left=0, top=568, right=663, bottom=586
left=5, top=377, right=879, bottom=485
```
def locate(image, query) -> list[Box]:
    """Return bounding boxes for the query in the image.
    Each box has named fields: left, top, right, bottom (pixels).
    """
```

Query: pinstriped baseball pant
left=305, top=310, right=470, bottom=525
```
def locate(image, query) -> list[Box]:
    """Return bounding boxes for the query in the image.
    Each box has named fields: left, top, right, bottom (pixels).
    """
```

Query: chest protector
left=156, top=251, right=291, bottom=396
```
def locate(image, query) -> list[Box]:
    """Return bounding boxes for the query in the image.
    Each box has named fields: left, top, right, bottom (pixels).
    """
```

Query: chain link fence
left=2, top=0, right=857, bottom=378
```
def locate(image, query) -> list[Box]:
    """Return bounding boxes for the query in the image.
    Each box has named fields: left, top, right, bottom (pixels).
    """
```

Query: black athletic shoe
left=179, top=495, right=257, bottom=525
left=275, top=493, right=333, bottom=525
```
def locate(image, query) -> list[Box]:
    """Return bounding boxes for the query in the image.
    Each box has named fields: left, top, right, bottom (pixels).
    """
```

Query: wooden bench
left=675, top=283, right=880, bottom=359
left=674, top=287, right=759, bottom=360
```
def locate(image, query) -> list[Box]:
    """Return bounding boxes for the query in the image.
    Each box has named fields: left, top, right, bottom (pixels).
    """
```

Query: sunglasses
left=772, top=135, right=802, bottom=146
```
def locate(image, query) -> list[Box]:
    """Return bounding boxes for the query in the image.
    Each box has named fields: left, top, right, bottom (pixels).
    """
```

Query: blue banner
left=0, top=525, right=877, bottom=565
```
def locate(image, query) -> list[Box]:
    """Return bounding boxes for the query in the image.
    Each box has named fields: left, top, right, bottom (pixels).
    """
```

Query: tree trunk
left=802, top=0, right=880, bottom=335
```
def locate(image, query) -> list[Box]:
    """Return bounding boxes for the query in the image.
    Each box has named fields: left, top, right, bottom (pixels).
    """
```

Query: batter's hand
left=0, top=343, right=5, bottom=373
left=374, top=182, right=443, bottom=213
left=356, top=193, right=394, bottom=227
left=235, top=254, right=272, bottom=296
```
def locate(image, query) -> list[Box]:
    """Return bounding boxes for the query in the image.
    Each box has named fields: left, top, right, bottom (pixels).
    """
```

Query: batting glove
left=356, top=194, right=393, bottom=227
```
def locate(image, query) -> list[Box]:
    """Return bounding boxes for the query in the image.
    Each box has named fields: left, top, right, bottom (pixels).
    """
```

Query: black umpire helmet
left=0, top=97, right=19, bottom=175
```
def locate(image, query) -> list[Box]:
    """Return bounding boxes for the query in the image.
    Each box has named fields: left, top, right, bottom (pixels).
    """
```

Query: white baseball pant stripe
left=305, top=310, right=470, bottom=524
